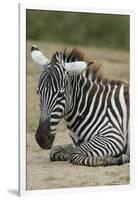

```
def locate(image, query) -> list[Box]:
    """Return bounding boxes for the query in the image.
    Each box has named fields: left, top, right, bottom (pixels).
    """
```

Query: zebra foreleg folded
left=50, top=144, right=75, bottom=161
left=69, top=146, right=129, bottom=167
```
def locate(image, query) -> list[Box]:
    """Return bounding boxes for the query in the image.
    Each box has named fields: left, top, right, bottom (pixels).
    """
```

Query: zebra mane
left=52, top=48, right=127, bottom=86
left=52, top=48, right=85, bottom=63
left=52, top=48, right=101, bottom=76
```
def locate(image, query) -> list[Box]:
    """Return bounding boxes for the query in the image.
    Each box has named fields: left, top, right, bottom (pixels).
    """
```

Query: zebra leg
left=70, top=148, right=129, bottom=166
left=69, top=141, right=129, bottom=167
left=50, top=143, right=75, bottom=161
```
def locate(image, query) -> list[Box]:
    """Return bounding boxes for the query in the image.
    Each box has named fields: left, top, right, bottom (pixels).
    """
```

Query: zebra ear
left=64, top=61, right=87, bottom=74
left=31, top=45, right=49, bottom=67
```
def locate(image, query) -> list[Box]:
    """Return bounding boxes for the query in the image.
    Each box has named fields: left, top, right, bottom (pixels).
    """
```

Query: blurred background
left=26, top=9, right=130, bottom=190
left=26, top=9, right=129, bottom=50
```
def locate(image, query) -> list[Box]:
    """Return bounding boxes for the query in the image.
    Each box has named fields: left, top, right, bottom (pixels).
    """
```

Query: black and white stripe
left=37, top=49, right=129, bottom=166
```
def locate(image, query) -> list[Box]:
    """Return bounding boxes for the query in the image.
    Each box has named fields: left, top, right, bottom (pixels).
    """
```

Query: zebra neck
left=64, top=73, right=93, bottom=123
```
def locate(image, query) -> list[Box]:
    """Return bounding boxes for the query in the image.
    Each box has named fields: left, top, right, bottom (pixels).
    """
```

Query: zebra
left=31, top=45, right=130, bottom=167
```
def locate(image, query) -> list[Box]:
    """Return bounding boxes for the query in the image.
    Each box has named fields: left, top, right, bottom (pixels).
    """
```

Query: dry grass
left=26, top=40, right=130, bottom=190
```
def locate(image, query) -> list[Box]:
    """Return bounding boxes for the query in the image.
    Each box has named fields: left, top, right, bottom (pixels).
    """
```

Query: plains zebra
left=31, top=45, right=130, bottom=167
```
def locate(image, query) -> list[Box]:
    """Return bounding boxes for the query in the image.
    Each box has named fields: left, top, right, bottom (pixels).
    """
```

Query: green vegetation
left=26, top=10, right=129, bottom=50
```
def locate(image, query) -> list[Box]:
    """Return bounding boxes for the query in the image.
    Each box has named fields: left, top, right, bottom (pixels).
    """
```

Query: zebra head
left=31, top=45, right=88, bottom=149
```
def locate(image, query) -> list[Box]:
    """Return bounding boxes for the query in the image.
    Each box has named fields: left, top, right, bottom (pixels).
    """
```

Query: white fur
left=64, top=61, right=87, bottom=74
left=31, top=49, right=49, bottom=67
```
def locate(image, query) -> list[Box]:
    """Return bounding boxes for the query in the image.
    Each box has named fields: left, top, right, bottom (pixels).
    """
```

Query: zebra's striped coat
left=35, top=48, right=130, bottom=166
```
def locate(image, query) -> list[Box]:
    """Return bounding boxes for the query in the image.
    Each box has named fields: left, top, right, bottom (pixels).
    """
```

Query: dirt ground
left=26, top=41, right=130, bottom=190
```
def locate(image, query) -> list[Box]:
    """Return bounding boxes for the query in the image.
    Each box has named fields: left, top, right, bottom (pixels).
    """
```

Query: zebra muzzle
left=35, top=119, right=55, bottom=150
